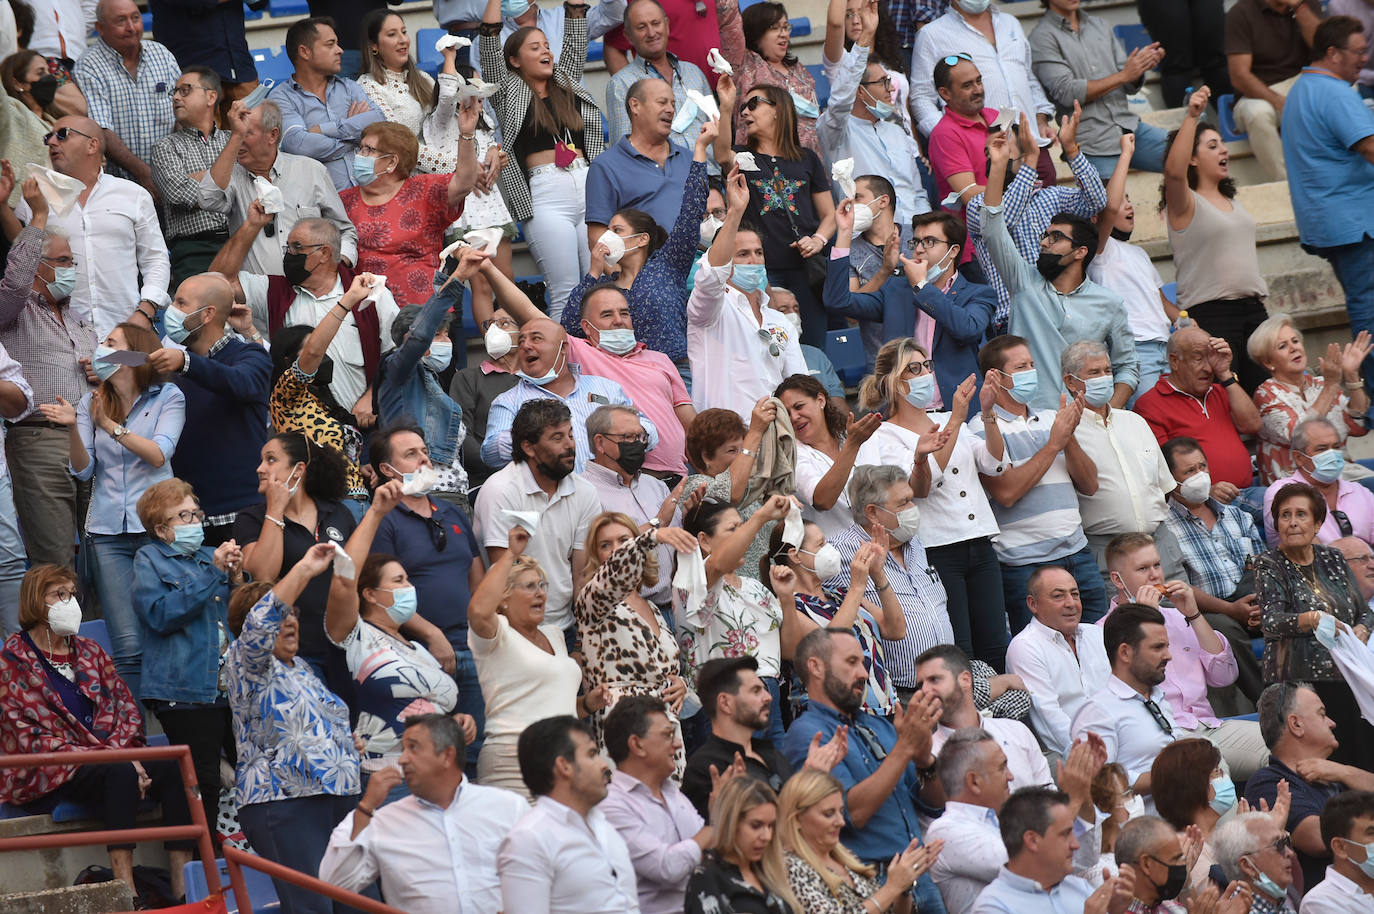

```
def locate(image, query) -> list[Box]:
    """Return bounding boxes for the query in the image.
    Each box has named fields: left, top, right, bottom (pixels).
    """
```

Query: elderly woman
left=1248, top=313, right=1373, bottom=486
left=576, top=512, right=698, bottom=777
left=468, top=524, right=601, bottom=796
left=775, top=374, right=879, bottom=539
left=1255, top=481, right=1374, bottom=771
left=686, top=776, right=801, bottom=914
left=338, top=118, right=478, bottom=306
left=132, top=478, right=243, bottom=845
left=717, top=0, right=822, bottom=160
left=778, top=768, right=936, bottom=913
left=227, top=545, right=361, bottom=914
left=0, top=564, right=195, bottom=903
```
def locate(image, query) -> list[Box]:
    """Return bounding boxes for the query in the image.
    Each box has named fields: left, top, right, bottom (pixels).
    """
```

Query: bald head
left=170, top=273, right=233, bottom=341
left=95, top=0, right=143, bottom=58
left=1336, top=536, right=1374, bottom=601
left=517, top=318, right=568, bottom=381
left=1166, top=326, right=1219, bottom=398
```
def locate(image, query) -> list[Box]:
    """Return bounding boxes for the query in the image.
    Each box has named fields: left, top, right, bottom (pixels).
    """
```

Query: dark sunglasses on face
left=743, top=96, right=777, bottom=112
left=44, top=126, right=95, bottom=144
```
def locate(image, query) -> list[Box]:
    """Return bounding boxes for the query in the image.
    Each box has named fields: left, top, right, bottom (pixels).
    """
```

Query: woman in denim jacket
left=132, top=477, right=244, bottom=842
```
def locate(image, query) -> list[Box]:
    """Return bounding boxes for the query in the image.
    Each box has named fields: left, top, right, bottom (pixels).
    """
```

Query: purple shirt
left=1262, top=471, right=1374, bottom=547
left=600, top=769, right=704, bottom=914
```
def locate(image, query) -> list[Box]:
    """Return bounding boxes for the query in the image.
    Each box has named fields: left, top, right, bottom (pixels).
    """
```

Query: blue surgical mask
left=383, top=585, right=417, bottom=625
left=1251, top=870, right=1286, bottom=901
left=518, top=340, right=565, bottom=387
left=164, top=305, right=209, bottom=344
left=904, top=374, right=936, bottom=409
left=1076, top=373, right=1115, bottom=407
left=46, top=265, right=77, bottom=301
left=596, top=327, right=637, bottom=355
left=863, top=88, right=895, bottom=121
left=1341, top=838, right=1374, bottom=879
left=93, top=344, right=121, bottom=381
left=501, top=0, right=530, bottom=17
left=789, top=90, right=820, bottom=120
left=1003, top=368, right=1038, bottom=405
left=731, top=263, right=769, bottom=293
left=351, top=155, right=380, bottom=186
left=1310, top=449, right=1346, bottom=484
left=1209, top=774, right=1236, bottom=814
left=926, top=249, right=955, bottom=286
left=423, top=341, right=453, bottom=372
left=169, top=522, right=205, bottom=556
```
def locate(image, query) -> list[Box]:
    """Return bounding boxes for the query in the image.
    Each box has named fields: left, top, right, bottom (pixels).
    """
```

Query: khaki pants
left=1233, top=74, right=1300, bottom=181
left=1182, top=718, right=1269, bottom=782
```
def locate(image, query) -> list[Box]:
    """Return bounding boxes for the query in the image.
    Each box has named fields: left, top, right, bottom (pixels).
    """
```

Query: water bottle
left=1174, top=309, right=1194, bottom=331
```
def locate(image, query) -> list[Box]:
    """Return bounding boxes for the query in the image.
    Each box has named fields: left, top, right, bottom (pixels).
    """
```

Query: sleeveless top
left=1167, top=191, right=1268, bottom=307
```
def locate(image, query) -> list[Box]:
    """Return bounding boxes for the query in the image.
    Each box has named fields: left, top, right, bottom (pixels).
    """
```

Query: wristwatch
left=111, top=424, right=130, bottom=439
left=1218, top=375, right=1238, bottom=388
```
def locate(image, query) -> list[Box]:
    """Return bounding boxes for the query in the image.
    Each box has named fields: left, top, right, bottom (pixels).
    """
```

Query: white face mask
left=597, top=230, right=644, bottom=267
left=798, top=543, right=843, bottom=580
left=782, top=312, right=802, bottom=336
left=877, top=504, right=921, bottom=544
left=1120, top=793, right=1145, bottom=821
left=699, top=215, right=724, bottom=249
left=47, top=597, right=82, bottom=637
left=485, top=323, right=515, bottom=360
left=1178, top=471, right=1211, bottom=504
left=851, top=202, right=876, bottom=235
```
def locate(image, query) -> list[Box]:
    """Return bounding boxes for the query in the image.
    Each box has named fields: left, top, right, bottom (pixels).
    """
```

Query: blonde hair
left=777, top=769, right=874, bottom=899
left=502, top=555, right=546, bottom=610
left=582, top=511, right=659, bottom=588
left=711, top=778, right=802, bottom=913
left=857, top=337, right=929, bottom=413
left=1246, top=312, right=1299, bottom=366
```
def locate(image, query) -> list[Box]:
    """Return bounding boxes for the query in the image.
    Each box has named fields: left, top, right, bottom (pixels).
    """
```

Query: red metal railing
left=0, top=745, right=404, bottom=914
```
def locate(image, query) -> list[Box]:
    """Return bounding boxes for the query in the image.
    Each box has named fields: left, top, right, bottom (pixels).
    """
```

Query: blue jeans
left=453, top=646, right=484, bottom=779
left=1128, top=339, right=1169, bottom=408
left=926, top=536, right=1008, bottom=672
left=0, top=472, right=26, bottom=637
left=1085, top=119, right=1170, bottom=179
left=1000, top=545, right=1109, bottom=634
left=239, top=794, right=366, bottom=914
left=90, top=531, right=148, bottom=698
left=1317, top=237, right=1374, bottom=396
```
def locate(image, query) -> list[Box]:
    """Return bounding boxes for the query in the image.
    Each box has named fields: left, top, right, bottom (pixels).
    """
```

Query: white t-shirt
left=1087, top=238, right=1170, bottom=344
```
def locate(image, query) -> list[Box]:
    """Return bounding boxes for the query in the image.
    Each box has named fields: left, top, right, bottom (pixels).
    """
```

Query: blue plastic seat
left=789, top=16, right=810, bottom=38
left=1161, top=281, right=1178, bottom=305
left=250, top=48, right=295, bottom=85
left=825, top=329, right=866, bottom=387
left=242, top=2, right=264, bottom=20
left=185, top=858, right=282, bottom=914
left=1113, top=24, right=1159, bottom=70
left=1216, top=93, right=1248, bottom=142
left=588, top=39, right=604, bottom=62
left=142, top=12, right=152, bottom=31
left=268, top=0, right=310, bottom=17
left=416, top=28, right=448, bottom=78
left=805, top=63, right=830, bottom=110
left=78, top=619, right=112, bottom=656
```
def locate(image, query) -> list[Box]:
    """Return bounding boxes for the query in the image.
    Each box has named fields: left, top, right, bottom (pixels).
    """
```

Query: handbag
left=769, top=163, right=827, bottom=287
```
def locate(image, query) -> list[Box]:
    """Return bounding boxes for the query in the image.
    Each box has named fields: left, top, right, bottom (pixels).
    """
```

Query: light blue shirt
left=270, top=75, right=384, bottom=192
left=70, top=383, right=185, bottom=535
left=480, top=369, right=659, bottom=471
left=605, top=53, right=718, bottom=175
left=980, top=201, right=1137, bottom=410
left=1282, top=67, right=1374, bottom=250
left=971, top=866, right=1097, bottom=914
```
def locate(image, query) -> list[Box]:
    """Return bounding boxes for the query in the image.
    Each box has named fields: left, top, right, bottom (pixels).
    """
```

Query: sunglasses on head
left=943, top=52, right=973, bottom=66
left=743, top=96, right=777, bottom=111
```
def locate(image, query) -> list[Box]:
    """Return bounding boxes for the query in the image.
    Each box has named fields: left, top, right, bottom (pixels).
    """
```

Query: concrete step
left=0, top=811, right=172, bottom=894
left=2, top=881, right=135, bottom=914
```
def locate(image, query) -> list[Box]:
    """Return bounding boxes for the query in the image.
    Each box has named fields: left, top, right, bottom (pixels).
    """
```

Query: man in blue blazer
left=824, top=197, right=996, bottom=408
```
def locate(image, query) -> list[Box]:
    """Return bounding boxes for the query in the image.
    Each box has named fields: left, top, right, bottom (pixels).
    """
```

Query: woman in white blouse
left=467, top=524, right=608, bottom=796
left=854, top=337, right=1010, bottom=670
left=775, top=374, right=880, bottom=539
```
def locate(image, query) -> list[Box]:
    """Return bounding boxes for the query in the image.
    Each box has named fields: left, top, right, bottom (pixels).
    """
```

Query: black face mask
left=1147, top=858, right=1188, bottom=901
left=30, top=74, right=58, bottom=109
left=614, top=440, right=647, bottom=477
left=1110, top=227, right=1134, bottom=242
left=1036, top=250, right=1071, bottom=281
left=282, top=251, right=312, bottom=286
left=537, top=457, right=573, bottom=481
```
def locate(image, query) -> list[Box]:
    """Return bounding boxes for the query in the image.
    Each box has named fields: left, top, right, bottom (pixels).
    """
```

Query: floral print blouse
left=678, top=573, right=783, bottom=688
left=1253, top=374, right=1367, bottom=484
left=784, top=852, right=881, bottom=914
left=1255, top=544, right=1374, bottom=682
left=718, top=0, right=822, bottom=163
left=340, top=173, right=463, bottom=306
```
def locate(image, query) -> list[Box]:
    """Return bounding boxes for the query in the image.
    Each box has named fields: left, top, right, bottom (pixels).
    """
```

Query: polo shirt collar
left=1047, top=10, right=1076, bottom=32
left=637, top=53, right=682, bottom=77
left=516, top=459, right=576, bottom=499
left=1163, top=376, right=1216, bottom=405
left=480, top=359, right=511, bottom=375
left=993, top=402, right=1032, bottom=422
left=996, top=866, right=1061, bottom=895
left=941, top=106, right=994, bottom=130
left=621, top=136, right=683, bottom=161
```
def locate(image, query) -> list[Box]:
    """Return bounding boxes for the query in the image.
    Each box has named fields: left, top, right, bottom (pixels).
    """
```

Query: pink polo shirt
left=567, top=336, right=691, bottom=474
left=1101, top=597, right=1238, bottom=729
left=928, top=105, right=998, bottom=211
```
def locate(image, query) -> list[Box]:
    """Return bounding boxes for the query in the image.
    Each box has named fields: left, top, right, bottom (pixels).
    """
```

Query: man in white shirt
left=1005, top=566, right=1111, bottom=759
left=472, top=399, right=601, bottom=635
left=499, top=715, right=641, bottom=914
left=12, top=116, right=172, bottom=339
left=319, top=714, right=527, bottom=914
left=916, top=644, right=1051, bottom=791
left=26, top=0, right=94, bottom=61
left=1300, top=790, right=1374, bottom=914
left=687, top=169, right=806, bottom=420
left=600, top=695, right=710, bottom=914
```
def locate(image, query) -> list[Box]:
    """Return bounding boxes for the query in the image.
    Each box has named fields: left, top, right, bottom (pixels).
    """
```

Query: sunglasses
left=943, top=52, right=973, bottom=66
left=1143, top=698, right=1173, bottom=735
left=425, top=514, right=448, bottom=552
left=44, top=126, right=95, bottom=144
left=743, top=96, right=777, bottom=112
left=757, top=327, right=782, bottom=357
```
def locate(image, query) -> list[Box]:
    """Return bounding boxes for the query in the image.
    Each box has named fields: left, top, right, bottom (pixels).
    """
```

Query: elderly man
left=146, top=274, right=270, bottom=546
left=972, top=334, right=1106, bottom=631
left=1006, top=566, right=1111, bottom=758
left=604, top=0, right=713, bottom=161
left=11, top=117, right=171, bottom=339
left=1112, top=816, right=1197, bottom=911
left=982, top=134, right=1137, bottom=412
left=210, top=206, right=396, bottom=421
left=1302, top=791, right=1374, bottom=914
left=1062, top=340, right=1183, bottom=578
left=688, top=170, right=807, bottom=417
left=782, top=627, right=947, bottom=914
left=319, top=714, right=527, bottom=914
left=268, top=17, right=383, bottom=192
left=1213, top=812, right=1300, bottom=912
left=1136, top=327, right=1263, bottom=495
left=0, top=175, right=95, bottom=568
left=1246, top=681, right=1374, bottom=892
left=197, top=101, right=357, bottom=275
left=1225, top=0, right=1322, bottom=181
left=1263, top=418, right=1374, bottom=546
left=816, top=4, right=929, bottom=226
left=830, top=465, right=954, bottom=699
left=1103, top=533, right=1267, bottom=780
left=71, top=0, right=180, bottom=190
left=150, top=67, right=230, bottom=289
left=1336, top=536, right=1374, bottom=610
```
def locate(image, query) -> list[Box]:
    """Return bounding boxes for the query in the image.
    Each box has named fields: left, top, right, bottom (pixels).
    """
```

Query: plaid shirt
left=151, top=125, right=229, bottom=239
left=72, top=38, right=180, bottom=179
left=1163, top=496, right=1266, bottom=600
left=889, top=0, right=950, bottom=50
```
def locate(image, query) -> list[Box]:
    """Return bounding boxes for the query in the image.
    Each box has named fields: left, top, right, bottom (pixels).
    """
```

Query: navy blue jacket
left=150, top=0, right=257, bottom=84
left=823, top=254, right=995, bottom=407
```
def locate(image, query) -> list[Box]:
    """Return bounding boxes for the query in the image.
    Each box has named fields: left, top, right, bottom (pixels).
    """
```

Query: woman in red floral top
left=339, top=113, right=480, bottom=306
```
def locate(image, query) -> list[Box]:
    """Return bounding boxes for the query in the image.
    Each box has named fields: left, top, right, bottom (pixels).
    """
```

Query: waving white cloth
left=1315, top=614, right=1374, bottom=723
left=831, top=158, right=856, bottom=199
left=27, top=163, right=84, bottom=217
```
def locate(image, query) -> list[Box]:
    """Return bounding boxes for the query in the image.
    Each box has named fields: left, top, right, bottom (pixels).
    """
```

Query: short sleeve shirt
left=1224, top=0, right=1322, bottom=86
left=373, top=500, right=481, bottom=647
left=737, top=146, right=829, bottom=269
left=1283, top=68, right=1374, bottom=250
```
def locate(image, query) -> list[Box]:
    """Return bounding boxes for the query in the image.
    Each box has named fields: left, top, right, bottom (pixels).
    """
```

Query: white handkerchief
left=363, top=274, right=387, bottom=305
left=831, top=157, right=856, bottom=198
left=458, top=77, right=499, bottom=101
left=400, top=466, right=441, bottom=496
left=781, top=500, right=805, bottom=548
left=670, top=98, right=699, bottom=133
left=26, top=163, right=84, bottom=217
left=672, top=546, right=709, bottom=626
left=990, top=107, right=1018, bottom=134
left=434, top=34, right=471, bottom=52
left=735, top=151, right=760, bottom=172
left=252, top=176, right=284, bottom=215
left=940, top=189, right=964, bottom=207
left=685, top=89, right=719, bottom=122
left=502, top=508, right=541, bottom=533
left=463, top=226, right=504, bottom=255
left=331, top=542, right=356, bottom=579
left=439, top=238, right=466, bottom=262
left=706, top=47, right=733, bottom=77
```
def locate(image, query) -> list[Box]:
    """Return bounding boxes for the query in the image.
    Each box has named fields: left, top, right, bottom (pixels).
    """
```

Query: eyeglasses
left=942, top=52, right=973, bottom=66
left=1143, top=698, right=1174, bottom=735
left=284, top=242, right=325, bottom=255
left=44, top=126, right=94, bottom=144
left=481, top=317, right=519, bottom=332
left=860, top=75, right=892, bottom=88
left=45, top=588, right=79, bottom=603
left=169, top=84, right=213, bottom=98
left=758, top=327, right=782, bottom=357
left=357, top=144, right=395, bottom=158
left=707, top=207, right=727, bottom=221
left=605, top=432, right=649, bottom=445
left=511, top=578, right=549, bottom=593
left=912, top=235, right=950, bottom=250
left=1348, top=553, right=1372, bottom=565
left=166, top=509, right=207, bottom=525
left=41, top=255, right=78, bottom=268
left=768, top=20, right=793, bottom=35
left=425, top=514, right=448, bottom=552
left=902, top=359, right=935, bottom=376
left=743, top=96, right=777, bottom=112
left=1041, top=229, right=1074, bottom=245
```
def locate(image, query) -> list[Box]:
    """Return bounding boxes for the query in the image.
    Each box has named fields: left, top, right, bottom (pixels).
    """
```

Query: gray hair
left=1246, top=312, right=1298, bottom=365
left=257, top=100, right=284, bottom=138
left=402, top=712, right=466, bottom=769
left=297, top=218, right=341, bottom=261
left=1212, top=812, right=1271, bottom=882
left=936, top=727, right=995, bottom=798
left=1257, top=680, right=1313, bottom=750
left=1291, top=417, right=1337, bottom=455
left=1114, top=816, right=1175, bottom=868
left=1060, top=339, right=1109, bottom=378
left=794, top=626, right=848, bottom=686
left=847, top=464, right=908, bottom=526
left=40, top=228, right=70, bottom=256
left=586, top=404, right=639, bottom=442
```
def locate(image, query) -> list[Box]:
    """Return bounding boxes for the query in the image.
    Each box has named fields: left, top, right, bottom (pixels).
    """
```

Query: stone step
left=0, top=811, right=172, bottom=894
left=2, top=881, right=135, bottom=914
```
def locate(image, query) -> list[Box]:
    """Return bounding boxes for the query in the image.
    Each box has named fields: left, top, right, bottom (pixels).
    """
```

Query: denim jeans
left=453, top=646, right=484, bottom=779
left=1085, top=120, right=1170, bottom=180
left=1318, top=237, right=1374, bottom=396
left=1000, top=545, right=1108, bottom=634
left=0, top=472, right=26, bottom=636
left=239, top=794, right=367, bottom=914
left=1128, top=339, right=1169, bottom=408
left=756, top=676, right=786, bottom=744
left=926, top=536, right=1008, bottom=672
left=89, top=531, right=149, bottom=697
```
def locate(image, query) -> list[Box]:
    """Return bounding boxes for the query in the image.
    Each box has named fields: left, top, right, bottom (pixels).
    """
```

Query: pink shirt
left=1100, top=597, right=1238, bottom=729
left=928, top=106, right=998, bottom=212
left=567, top=336, right=691, bottom=474
left=1262, top=471, right=1374, bottom=547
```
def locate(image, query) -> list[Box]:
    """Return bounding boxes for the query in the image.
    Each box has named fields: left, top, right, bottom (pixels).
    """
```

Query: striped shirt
left=150, top=125, right=229, bottom=239
left=969, top=404, right=1087, bottom=566
left=1163, top=496, right=1265, bottom=600
left=829, top=523, right=953, bottom=689
left=72, top=38, right=180, bottom=180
